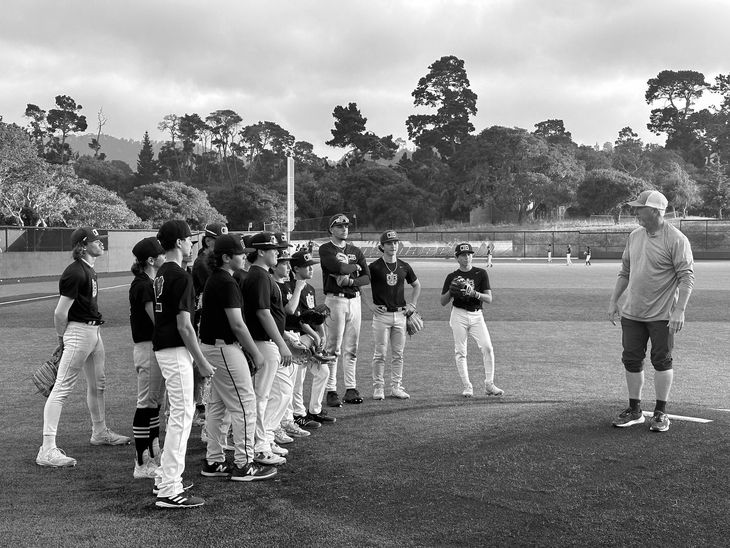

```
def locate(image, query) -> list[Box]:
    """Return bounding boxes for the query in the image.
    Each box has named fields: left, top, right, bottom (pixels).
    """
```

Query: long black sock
left=149, top=407, right=161, bottom=457
left=629, top=398, right=641, bottom=412
left=655, top=400, right=667, bottom=414
left=132, top=408, right=150, bottom=465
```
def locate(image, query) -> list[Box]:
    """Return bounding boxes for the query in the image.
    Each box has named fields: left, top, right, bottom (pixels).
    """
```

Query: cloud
left=2, top=0, right=729, bottom=158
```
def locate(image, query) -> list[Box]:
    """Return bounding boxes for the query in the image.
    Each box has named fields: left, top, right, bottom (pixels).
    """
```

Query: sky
left=2, top=0, right=730, bottom=159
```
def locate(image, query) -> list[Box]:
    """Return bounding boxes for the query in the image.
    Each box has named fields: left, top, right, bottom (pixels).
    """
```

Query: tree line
left=2, top=58, right=730, bottom=230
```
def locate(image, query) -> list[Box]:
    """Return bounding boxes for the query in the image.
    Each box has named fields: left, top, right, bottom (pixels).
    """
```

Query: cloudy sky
left=2, top=0, right=729, bottom=158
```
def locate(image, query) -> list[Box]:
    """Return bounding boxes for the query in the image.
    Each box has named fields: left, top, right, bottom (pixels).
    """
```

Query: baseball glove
left=405, top=310, right=424, bottom=336
left=300, top=304, right=331, bottom=326
left=32, top=344, right=63, bottom=397
left=449, top=276, right=471, bottom=298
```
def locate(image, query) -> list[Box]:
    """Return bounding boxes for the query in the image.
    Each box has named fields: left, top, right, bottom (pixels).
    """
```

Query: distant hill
left=66, top=134, right=164, bottom=169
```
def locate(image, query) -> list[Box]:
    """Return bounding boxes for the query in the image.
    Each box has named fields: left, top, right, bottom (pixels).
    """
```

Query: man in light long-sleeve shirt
left=608, top=190, right=694, bottom=433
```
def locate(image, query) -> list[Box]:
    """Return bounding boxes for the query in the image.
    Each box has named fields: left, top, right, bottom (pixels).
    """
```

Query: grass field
left=2, top=259, right=729, bottom=547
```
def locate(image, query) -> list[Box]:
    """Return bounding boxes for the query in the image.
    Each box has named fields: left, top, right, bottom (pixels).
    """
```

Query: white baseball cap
left=627, top=190, right=668, bottom=210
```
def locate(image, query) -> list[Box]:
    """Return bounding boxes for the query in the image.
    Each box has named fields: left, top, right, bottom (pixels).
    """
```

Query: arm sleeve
left=59, top=267, right=83, bottom=299
left=177, top=275, right=196, bottom=314
left=478, top=271, right=491, bottom=292
left=442, top=273, right=454, bottom=294
left=673, top=236, right=695, bottom=292
left=617, top=235, right=631, bottom=281
left=404, top=263, right=417, bottom=284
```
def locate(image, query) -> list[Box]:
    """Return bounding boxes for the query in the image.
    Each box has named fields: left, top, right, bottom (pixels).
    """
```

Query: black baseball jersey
left=319, top=240, right=370, bottom=296
left=369, top=258, right=417, bottom=309
left=199, top=269, right=242, bottom=345
left=129, top=272, right=155, bottom=343
left=241, top=265, right=285, bottom=341
left=192, top=251, right=211, bottom=299
left=59, top=260, right=102, bottom=323
left=442, top=267, right=491, bottom=312
left=153, top=262, right=195, bottom=351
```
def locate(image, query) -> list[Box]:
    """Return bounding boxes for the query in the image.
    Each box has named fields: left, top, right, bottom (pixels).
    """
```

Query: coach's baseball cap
left=329, top=214, right=350, bottom=229
left=454, top=242, right=475, bottom=256
left=71, top=226, right=105, bottom=246
left=627, top=190, right=668, bottom=210
left=250, top=231, right=289, bottom=250
left=290, top=249, right=318, bottom=268
left=214, top=234, right=245, bottom=256
left=157, top=220, right=193, bottom=249
left=132, top=236, right=165, bottom=262
left=379, top=230, right=399, bottom=244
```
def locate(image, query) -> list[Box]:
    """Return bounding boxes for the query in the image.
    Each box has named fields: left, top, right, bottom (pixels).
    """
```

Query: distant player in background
left=566, top=245, right=572, bottom=266
left=37, top=226, right=130, bottom=469
left=440, top=242, right=503, bottom=398
left=486, top=244, right=493, bottom=268
left=585, top=246, right=592, bottom=266
left=547, top=243, right=553, bottom=263
left=129, top=236, right=166, bottom=480
left=368, top=230, right=421, bottom=400
left=319, top=214, right=370, bottom=407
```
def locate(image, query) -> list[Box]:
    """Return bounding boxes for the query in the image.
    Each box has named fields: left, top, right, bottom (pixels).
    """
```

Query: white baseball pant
left=449, top=307, right=496, bottom=392
left=371, top=311, right=407, bottom=390
left=324, top=294, right=361, bottom=391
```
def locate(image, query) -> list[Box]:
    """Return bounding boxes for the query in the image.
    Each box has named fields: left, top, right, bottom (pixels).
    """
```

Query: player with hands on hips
left=608, top=190, right=694, bottom=433
left=129, top=236, right=167, bottom=480
left=240, top=232, right=293, bottom=467
left=368, top=230, right=421, bottom=400
left=152, top=220, right=214, bottom=508
left=319, top=214, right=371, bottom=407
left=198, top=235, right=276, bottom=481
left=440, top=242, right=503, bottom=398
left=36, top=226, right=131, bottom=469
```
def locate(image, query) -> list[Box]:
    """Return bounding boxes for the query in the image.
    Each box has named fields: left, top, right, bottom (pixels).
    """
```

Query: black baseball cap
left=380, top=230, right=399, bottom=244
left=204, top=222, right=228, bottom=238
left=132, top=236, right=165, bottom=262
left=329, top=214, right=350, bottom=228
left=214, top=234, right=245, bottom=256
left=290, top=249, right=318, bottom=268
left=157, top=220, right=193, bottom=249
left=454, top=242, right=475, bottom=256
left=250, top=231, right=289, bottom=250
left=277, top=249, right=292, bottom=262
left=71, top=226, right=105, bottom=246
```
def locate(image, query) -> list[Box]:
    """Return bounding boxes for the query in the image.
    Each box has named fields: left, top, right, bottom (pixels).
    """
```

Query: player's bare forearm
left=256, top=309, right=289, bottom=354
left=409, top=280, right=422, bottom=308
left=440, top=292, right=452, bottom=306
left=54, top=296, right=74, bottom=338
left=177, top=313, right=213, bottom=376
left=225, top=308, right=259, bottom=357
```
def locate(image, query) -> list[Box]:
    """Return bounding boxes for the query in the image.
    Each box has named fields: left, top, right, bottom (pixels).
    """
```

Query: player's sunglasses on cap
left=454, top=242, right=475, bottom=256
left=329, top=214, right=350, bottom=228
left=71, top=226, right=106, bottom=246
left=250, top=231, right=289, bottom=250
left=204, top=222, right=228, bottom=238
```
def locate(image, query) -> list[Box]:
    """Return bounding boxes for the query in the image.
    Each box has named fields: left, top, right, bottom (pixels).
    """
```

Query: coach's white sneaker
left=484, top=383, right=504, bottom=397
left=90, top=428, right=131, bottom=446
left=373, top=387, right=385, bottom=400
left=36, top=446, right=77, bottom=467
left=390, top=386, right=410, bottom=399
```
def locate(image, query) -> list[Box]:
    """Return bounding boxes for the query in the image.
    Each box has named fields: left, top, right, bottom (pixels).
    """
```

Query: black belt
left=201, top=338, right=236, bottom=346
left=82, top=320, right=104, bottom=326
left=326, top=292, right=358, bottom=299
left=454, top=306, right=481, bottom=313
left=385, top=306, right=406, bottom=312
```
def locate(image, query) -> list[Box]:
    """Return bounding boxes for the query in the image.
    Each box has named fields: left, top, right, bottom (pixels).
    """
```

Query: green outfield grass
left=2, top=260, right=729, bottom=546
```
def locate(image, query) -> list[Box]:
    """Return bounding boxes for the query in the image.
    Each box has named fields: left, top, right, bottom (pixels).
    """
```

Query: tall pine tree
left=135, top=131, right=157, bottom=186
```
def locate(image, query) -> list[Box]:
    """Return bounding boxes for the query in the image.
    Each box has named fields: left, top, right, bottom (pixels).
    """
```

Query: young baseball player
left=368, top=230, right=421, bottom=401
left=191, top=223, right=227, bottom=429
left=486, top=244, right=493, bottom=268
left=129, top=236, right=166, bottom=479
left=153, top=220, right=214, bottom=508
left=585, top=246, right=592, bottom=266
left=283, top=249, right=336, bottom=428
left=319, top=213, right=370, bottom=407
left=440, top=242, right=504, bottom=398
left=240, top=232, right=293, bottom=466
left=37, top=226, right=131, bottom=468
left=566, top=245, right=572, bottom=266
left=198, top=234, right=277, bottom=481
left=547, top=243, right=553, bottom=263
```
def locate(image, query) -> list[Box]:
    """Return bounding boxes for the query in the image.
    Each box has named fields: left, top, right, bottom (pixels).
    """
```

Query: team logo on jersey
left=91, top=279, right=98, bottom=297
left=386, top=272, right=398, bottom=286
left=336, top=252, right=349, bottom=264
left=306, top=293, right=315, bottom=308
left=153, top=277, right=164, bottom=312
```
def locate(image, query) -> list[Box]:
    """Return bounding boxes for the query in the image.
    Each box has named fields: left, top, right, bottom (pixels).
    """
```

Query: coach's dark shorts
left=621, top=317, right=674, bottom=372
